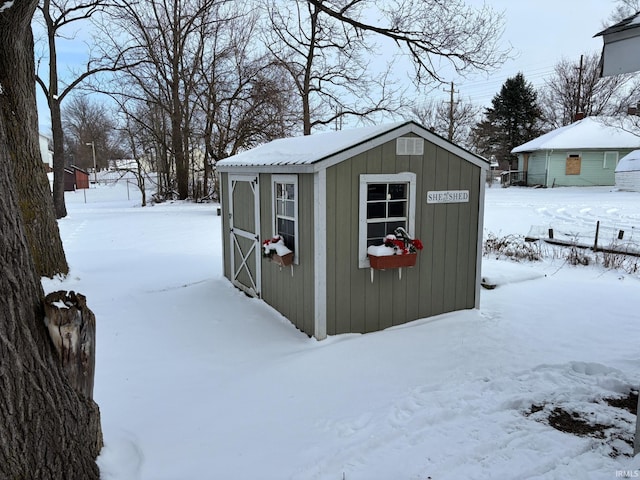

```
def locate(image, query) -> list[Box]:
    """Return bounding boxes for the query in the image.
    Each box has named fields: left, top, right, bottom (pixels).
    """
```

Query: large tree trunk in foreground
left=0, top=2, right=102, bottom=478
left=0, top=0, right=68, bottom=278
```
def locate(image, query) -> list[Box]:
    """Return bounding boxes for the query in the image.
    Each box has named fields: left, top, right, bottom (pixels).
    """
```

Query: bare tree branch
left=306, top=0, right=509, bottom=85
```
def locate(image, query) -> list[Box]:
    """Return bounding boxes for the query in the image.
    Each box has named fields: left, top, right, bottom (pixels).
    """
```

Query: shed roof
left=616, top=149, right=640, bottom=172
left=511, top=117, right=640, bottom=154
left=217, top=120, right=488, bottom=173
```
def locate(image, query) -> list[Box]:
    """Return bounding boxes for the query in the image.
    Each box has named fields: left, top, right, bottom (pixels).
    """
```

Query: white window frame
left=603, top=151, right=618, bottom=169
left=272, top=174, right=299, bottom=264
left=358, top=172, right=417, bottom=268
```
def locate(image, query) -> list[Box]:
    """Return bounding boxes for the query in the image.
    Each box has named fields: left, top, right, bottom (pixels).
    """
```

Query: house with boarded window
left=216, top=121, right=488, bottom=340
left=511, top=117, right=640, bottom=187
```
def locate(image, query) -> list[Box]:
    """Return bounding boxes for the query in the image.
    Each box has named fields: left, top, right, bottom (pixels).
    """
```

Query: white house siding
left=39, top=134, right=52, bottom=169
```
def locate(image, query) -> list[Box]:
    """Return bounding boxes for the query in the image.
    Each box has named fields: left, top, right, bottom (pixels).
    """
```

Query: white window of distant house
left=272, top=175, right=298, bottom=261
left=358, top=173, right=416, bottom=268
left=603, top=151, right=618, bottom=169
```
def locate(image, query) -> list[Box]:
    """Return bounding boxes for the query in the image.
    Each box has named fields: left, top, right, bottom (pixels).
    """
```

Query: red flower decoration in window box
left=263, top=236, right=294, bottom=267
left=366, top=227, right=423, bottom=270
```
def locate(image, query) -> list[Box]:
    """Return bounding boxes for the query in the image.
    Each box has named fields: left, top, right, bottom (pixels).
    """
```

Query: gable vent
left=396, top=137, right=424, bottom=156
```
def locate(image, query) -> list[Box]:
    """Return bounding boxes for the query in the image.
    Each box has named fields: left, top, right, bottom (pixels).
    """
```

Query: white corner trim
left=475, top=169, right=486, bottom=309
left=313, top=169, right=327, bottom=340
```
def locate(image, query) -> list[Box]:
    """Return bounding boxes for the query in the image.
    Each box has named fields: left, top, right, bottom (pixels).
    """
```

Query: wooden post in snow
left=593, top=220, right=600, bottom=251
left=43, top=291, right=97, bottom=399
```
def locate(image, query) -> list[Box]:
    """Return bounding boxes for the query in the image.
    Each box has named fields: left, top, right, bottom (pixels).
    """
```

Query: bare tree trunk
left=172, top=88, right=188, bottom=199
left=51, top=96, right=68, bottom=218
left=0, top=3, right=102, bottom=478
left=0, top=0, right=68, bottom=278
left=301, top=5, right=318, bottom=136
left=41, top=0, right=69, bottom=219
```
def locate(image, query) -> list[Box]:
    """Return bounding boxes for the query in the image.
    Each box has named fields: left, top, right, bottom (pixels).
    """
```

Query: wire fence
left=526, top=221, right=640, bottom=256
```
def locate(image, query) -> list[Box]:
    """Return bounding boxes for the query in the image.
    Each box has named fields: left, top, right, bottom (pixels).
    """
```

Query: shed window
left=272, top=175, right=298, bottom=261
left=358, top=173, right=416, bottom=268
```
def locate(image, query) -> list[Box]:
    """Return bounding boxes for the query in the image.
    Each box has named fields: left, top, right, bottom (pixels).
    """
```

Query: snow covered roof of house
left=217, top=120, right=488, bottom=172
left=616, top=149, right=640, bottom=172
left=511, top=117, right=640, bottom=154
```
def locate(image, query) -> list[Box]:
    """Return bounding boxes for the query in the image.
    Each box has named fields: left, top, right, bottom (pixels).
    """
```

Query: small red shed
left=64, top=166, right=90, bottom=191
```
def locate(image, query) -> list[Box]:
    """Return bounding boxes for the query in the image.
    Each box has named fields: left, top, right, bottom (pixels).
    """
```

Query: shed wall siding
left=259, top=173, right=315, bottom=335
left=325, top=137, right=480, bottom=335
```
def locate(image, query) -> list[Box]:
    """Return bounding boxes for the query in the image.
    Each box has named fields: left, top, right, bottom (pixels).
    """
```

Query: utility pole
left=575, top=54, right=584, bottom=120
left=443, top=81, right=456, bottom=141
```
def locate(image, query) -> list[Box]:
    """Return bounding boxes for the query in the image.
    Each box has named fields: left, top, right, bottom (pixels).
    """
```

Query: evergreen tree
left=472, top=73, right=543, bottom=170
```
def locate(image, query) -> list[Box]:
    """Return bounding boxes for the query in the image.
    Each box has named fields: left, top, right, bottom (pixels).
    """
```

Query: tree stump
left=43, top=290, right=97, bottom=399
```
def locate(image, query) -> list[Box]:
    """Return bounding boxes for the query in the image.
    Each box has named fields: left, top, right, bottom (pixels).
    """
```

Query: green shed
left=216, top=121, right=488, bottom=340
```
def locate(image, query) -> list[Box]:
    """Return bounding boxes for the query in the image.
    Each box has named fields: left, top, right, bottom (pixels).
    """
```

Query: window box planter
left=271, top=251, right=294, bottom=267
left=263, top=235, right=294, bottom=268
left=368, top=252, right=417, bottom=270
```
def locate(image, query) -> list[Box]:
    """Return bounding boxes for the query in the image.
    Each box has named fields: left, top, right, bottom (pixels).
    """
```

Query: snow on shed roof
left=512, top=117, right=640, bottom=154
left=616, top=149, right=640, bottom=172
left=218, top=122, right=409, bottom=168
left=217, top=121, right=488, bottom=171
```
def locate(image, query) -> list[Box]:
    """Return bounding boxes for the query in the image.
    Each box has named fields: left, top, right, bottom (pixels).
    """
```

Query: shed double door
left=228, top=174, right=261, bottom=297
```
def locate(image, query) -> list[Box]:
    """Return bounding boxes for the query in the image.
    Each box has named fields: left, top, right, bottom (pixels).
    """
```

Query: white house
left=594, top=12, right=640, bottom=76
left=39, top=133, right=53, bottom=172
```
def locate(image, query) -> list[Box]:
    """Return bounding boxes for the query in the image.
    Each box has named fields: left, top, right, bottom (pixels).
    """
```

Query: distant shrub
left=599, top=249, right=640, bottom=274
left=483, top=233, right=542, bottom=261
left=565, top=246, right=591, bottom=266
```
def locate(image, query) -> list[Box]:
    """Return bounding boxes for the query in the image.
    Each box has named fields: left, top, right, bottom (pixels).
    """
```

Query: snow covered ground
left=43, top=184, right=640, bottom=480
